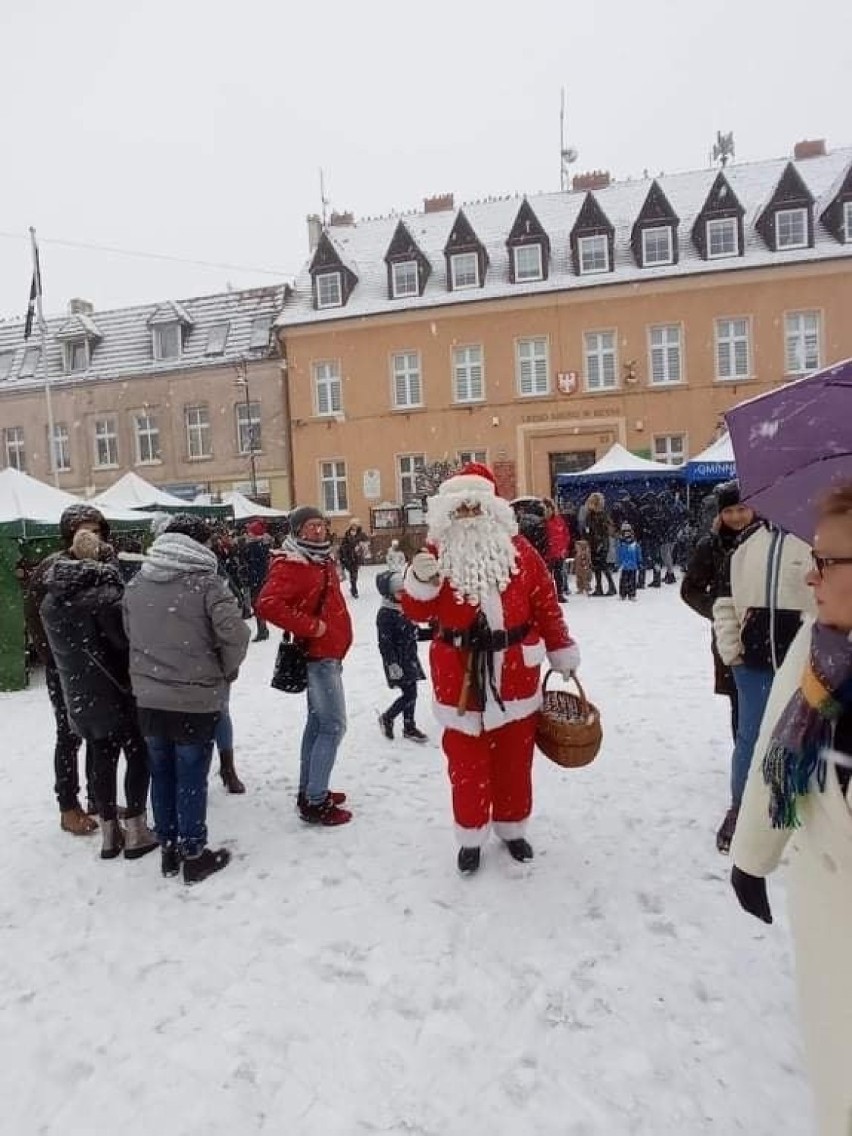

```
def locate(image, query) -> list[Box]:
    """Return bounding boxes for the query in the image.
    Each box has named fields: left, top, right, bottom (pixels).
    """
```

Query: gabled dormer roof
left=55, top=312, right=103, bottom=342
left=444, top=209, right=487, bottom=257
left=755, top=162, right=814, bottom=249
left=631, top=180, right=679, bottom=266
left=147, top=300, right=193, bottom=327
left=506, top=198, right=551, bottom=252
left=691, top=172, right=745, bottom=258
left=383, top=219, right=432, bottom=297
left=819, top=160, right=852, bottom=243
left=571, top=192, right=614, bottom=236
left=308, top=230, right=359, bottom=307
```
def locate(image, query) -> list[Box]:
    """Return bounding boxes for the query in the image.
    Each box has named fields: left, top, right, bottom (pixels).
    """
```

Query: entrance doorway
left=549, top=450, right=596, bottom=495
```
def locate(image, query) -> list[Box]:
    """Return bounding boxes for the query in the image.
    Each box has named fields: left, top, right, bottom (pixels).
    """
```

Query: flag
left=24, top=239, right=42, bottom=340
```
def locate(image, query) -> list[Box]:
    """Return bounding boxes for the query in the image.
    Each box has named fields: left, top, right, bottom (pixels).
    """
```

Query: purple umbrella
left=724, top=357, right=852, bottom=543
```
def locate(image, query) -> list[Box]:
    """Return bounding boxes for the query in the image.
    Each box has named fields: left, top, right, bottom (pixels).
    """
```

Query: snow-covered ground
left=1, top=569, right=813, bottom=1136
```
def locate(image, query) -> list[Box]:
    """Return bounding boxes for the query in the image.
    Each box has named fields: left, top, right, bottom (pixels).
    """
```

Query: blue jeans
left=300, top=659, right=347, bottom=805
left=730, top=665, right=774, bottom=808
left=145, top=737, right=214, bottom=857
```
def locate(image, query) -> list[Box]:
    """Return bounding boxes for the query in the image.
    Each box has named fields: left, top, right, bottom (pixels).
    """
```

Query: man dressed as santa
left=401, top=463, right=580, bottom=874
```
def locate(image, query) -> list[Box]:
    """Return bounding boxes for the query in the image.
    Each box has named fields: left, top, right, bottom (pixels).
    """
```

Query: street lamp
left=233, top=358, right=258, bottom=500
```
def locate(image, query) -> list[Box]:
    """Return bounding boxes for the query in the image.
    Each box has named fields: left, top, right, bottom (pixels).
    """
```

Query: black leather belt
left=438, top=622, right=530, bottom=651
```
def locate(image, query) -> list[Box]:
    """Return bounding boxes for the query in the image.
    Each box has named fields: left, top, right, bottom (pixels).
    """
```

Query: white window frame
left=775, top=208, right=808, bottom=250
left=513, top=244, right=543, bottom=282
left=515, top=337, right=550, bottom=397
left=844, top=201, right=852, bottom=243
left=648, top=324, right=683, bottom=386
left=134, top=412, right=161, bottom=465
left=50, top=423, right=71, bottom=473
left=64, top=339, right=89, bottom=374
left=653, top=434, right=687, bottom=467
left=641, top=226, right=673, bottom=266
left=19, top=347, right=40, bottom=378
left=584, top=330, right=618, bottom=392
left=391, top=260, right=419, bottom=299
left=578, top=234, right=609, bottom=274
left=93, top=417, right=119, bottom=469
left=236, top=401, right=262, bottom=454
left=457, top=449, right=487, bottom=465
left=319, top=459, right=348, bottom=514
left=450, top=252, right=479, bottom=290
left=185, top=405, right=212, bottom=460
left=153, top=322, right=181, bottom=361
left=316, top=272, right=343, bottom=309
left=715, top=318, right=751, bottom=381
left=397, top=453, right=425, bottom=503
left=0, top=352, right=14, bottom=381
left=784, top=311, right=821, bottom=375
left=249, top=316, right=272, bottom=350
left=452, top=344, right=484, bottom=403
left=206, top=322, right=230, bottom=355
left=312, top=360, right=342, bottom=416
left=706, top=217, right=738, bottom=259
left=391, top=351, right=423, bottom=409
left=4, top=426, right=25, bottom=471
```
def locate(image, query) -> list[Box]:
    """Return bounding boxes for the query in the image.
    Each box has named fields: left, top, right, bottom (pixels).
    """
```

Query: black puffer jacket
left=681, top=523, right=741, bottom=695
left=40, top=558, right=133, bottom=740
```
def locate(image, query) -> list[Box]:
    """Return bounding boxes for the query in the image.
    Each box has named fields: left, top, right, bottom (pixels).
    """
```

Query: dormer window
left=19, top=347, right=39, bottom=378
left=775, top=208, right=808, bottom=249
left=578, top=234, right=609, bottom=274
left=706, top=217, right=738, bottom=259
left=513, top=245, right=543, bottom=282
left=64, top=340, right=89, bottom=373
left=206, top=322, right=230, bottom=355
left=316, top=272, right=343, bottom=309
left=845, top=201, right=852, bottom=243
left=450, top=252, right=479, bottom=290
left=641, top=226, right=674, bottom=266
left=391, top=260, right=419, bottom=299
left=153, top=322, right=181, bottom=361
left=249, top=315, right=272, bottom=349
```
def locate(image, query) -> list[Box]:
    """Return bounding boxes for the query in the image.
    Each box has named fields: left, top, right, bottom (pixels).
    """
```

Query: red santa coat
left=401, top=536, right=577, bottom=737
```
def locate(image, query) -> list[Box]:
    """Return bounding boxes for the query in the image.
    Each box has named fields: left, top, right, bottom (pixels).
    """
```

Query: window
left=249, top=316, right=272, bottom=350
left=513, top=245, right=543, bottom=282
left=844, top=201, right=852, bottom=243
left=313, top=360, right=342, bottom=416
left=458, top=449, right=487, bottom=465
left=4, top=426, right=25, bottom=471
left=706, top=217, right=738, bottom=258
left=320, top=460, right=348, bottom=513
left=19, top=347, right=39, bottom=378
left=578, top=234, right=609, bottom=274
left=0, top=352, right=14, bottom=381
left=94, top=418, right=119, bottom=468
left=641, top=226, right=673, bottom=266
left=715, top=318, right=751, bottom=380
left=236, top=401, right=262, bottom=454
left=316, top=272, right=342, bottom=309
left=648, top=324, right=683, bottom=385
left=185, top=405, right=212, bottom=459
left=206, top=323, right=230, bottom=355
left=64, top=340, right=89, bottom=373
left=775, top=208, right=808, bottom=250
left=50, top=423, right=71, bottom=472
left=516, top=337, right=549, bottom=396
left=453, top=345, right=484, bottom=403
left=584, top=331, right=617, bottom=391
left=134, top=413, right=161, bottom=464
left=653, top=434, right=686, bottom=467
left=391, top=351, right=422, bottom=408
left=450, top=252, right=479, bottom=290
left=391, top=261, right=419, bottom=298
left=153, top=323, right=181, bottom=361
left=785, top=311, right=821, bottom=374
left=397, top=453, right=425, bottom=503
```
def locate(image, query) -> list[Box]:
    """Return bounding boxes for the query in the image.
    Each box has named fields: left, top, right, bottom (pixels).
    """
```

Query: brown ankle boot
left=219, top=750, right=245, bottom=794
left=60, top=805, right=98, bottom=836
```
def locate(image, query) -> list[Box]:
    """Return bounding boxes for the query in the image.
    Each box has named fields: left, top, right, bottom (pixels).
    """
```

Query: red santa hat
left=437, top=462, right=497, bottom=499
left=427, top=461, right=517, bottom=544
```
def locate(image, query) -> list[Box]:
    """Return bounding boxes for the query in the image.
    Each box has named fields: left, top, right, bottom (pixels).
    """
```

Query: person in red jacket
left=401, top=464, right=580, bottom=874
left=543, top=497, right=571, bottom=601
left=255, top=506, right=354, bottom=825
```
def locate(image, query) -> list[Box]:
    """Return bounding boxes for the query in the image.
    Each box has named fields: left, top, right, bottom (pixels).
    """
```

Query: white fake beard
left=435, top=515, right=518, bottom=605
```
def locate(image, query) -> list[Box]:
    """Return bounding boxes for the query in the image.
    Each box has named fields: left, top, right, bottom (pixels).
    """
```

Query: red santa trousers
left=442, top=715, right=537, bottom=845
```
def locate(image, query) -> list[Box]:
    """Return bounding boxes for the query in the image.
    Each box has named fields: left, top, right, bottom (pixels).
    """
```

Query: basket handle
left=542, top=668, right=589, bottom=715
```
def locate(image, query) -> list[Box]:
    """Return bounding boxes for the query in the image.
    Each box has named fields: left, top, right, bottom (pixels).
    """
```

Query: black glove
left=731, top=866, right=773, bottom=924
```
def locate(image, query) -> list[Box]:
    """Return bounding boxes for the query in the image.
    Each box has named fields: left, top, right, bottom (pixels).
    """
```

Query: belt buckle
left=453, top=631, right=465, bottom=648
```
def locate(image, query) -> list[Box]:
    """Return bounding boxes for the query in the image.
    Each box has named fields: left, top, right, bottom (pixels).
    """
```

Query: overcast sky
left=0, top=0, right=847, bottom=320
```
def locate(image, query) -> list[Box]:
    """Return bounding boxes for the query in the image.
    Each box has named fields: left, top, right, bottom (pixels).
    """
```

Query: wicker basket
left=535, top=670, right=602, bottom=768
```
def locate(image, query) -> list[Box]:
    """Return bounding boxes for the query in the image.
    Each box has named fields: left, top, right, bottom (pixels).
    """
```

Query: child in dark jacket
left=617, top=523, right=643, bottom=601
left=376, top=570, right=429, bottom=743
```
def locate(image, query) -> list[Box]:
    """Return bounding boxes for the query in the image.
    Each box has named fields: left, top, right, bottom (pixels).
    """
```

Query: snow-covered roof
left=561, top=443, right=676, bottom=479
left=0, top=284, right=288, bottom=392
left=90, top=471, right=190, bottom=511
left=193, top=490, right=288, bottom=520
left=0, top=467, right=153, bottom=527
left=277, top=148, right=852, bottom=329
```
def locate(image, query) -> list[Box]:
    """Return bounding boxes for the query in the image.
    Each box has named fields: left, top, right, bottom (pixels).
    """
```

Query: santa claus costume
left=401, top=463, right=579, bottom=874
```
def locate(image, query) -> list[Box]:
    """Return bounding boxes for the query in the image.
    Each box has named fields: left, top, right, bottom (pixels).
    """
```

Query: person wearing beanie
left=255, top=506, right=354, bottom=825
left=338, top=518, right=370, bottom=598
left=400, top=463, right=580, bottom=874
left=241, top=519, right=272, bottom=643
left=376, top=570, right=429, bottom=743
left=123, top=515, right=250, bottom=883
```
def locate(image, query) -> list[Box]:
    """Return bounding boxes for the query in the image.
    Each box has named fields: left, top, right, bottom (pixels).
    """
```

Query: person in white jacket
left=712, top=510, right=814, bottom=851
left=385, top=539, right=407, bottom=574
left=730, top=484, right=852, bottom=1136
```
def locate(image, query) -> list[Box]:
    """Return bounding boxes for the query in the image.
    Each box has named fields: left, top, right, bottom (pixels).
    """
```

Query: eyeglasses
left=810, top=550, right=852, bottom=578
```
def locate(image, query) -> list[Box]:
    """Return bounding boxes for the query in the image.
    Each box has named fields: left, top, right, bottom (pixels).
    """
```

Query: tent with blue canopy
left=683, top=434, right=736, bottom=485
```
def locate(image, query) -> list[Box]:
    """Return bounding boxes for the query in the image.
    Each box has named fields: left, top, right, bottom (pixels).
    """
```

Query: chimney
left=68, top=298, right=94, bottom=316
left=306, top=214, right=322, bottom=252
left=572, top=170, right=611, bottom=193
left=424, top=193, right=454, bottom=214
left=329, top=210, right=355, bottom=227
left=793, top=139, right=827, bottom=161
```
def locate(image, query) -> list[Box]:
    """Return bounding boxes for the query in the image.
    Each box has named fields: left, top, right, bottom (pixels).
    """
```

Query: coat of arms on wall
left=556, top=371, right=578, bottom=394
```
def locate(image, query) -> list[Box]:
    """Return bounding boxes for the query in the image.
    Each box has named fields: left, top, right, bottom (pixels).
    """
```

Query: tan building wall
left=280, top=258, right=852, bottom=524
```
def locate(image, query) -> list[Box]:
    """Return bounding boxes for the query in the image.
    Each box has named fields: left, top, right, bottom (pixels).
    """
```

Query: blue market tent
left=683, top=434, right=736, bottom=485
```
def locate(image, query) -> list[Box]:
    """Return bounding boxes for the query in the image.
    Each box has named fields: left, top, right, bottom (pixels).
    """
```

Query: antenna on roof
left=319, top=168, right=330, bottom=227
left=560, top=88, right=578, bottom=192
left=712, top=131, right=735, bottom=169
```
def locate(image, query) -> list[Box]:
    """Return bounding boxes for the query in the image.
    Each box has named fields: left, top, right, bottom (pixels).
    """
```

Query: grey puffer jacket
left=122, top=533, right=250, bottom=714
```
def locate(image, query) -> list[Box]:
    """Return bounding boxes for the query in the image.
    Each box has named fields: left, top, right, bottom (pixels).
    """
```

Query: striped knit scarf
left=762, top=623, right=852, bottom=828
left=283, top=533, right=332, bottom=564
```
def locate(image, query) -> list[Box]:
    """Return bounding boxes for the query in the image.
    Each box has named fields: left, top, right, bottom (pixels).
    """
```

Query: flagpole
left=29, top=226, right=58, bottom=487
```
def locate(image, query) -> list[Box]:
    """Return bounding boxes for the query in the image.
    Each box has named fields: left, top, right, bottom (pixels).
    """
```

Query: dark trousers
left=619, top=569, right=638, bottom=599
left=345, top=564, right=359, bottom=597
left=91, top=726, right=150, bottom=822
left=385, top=682, right=418, bottom=728
left=145, top=737, right=214, bottom=857
left=46, top=663, right=94, bottom=811
left=250, top=587, right=267, bottom=637
left=549, top=559, right=567, bottom=599
left=593, top=567, right=616, bottom=594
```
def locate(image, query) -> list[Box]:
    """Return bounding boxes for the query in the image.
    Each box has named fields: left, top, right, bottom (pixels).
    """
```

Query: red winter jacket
left=545, top=514, right=571, bottom=561
left=255, top=551, right=353, bottom=660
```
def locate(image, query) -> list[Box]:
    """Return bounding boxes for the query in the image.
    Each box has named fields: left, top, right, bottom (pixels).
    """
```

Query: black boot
left=663, top=571, right=677, bottom=584
left=183, top=847, right=231, bottom=885
left=161, top=843, right=181, bottom=878
left=649, top=568, right=662, bottom=588
left=457, top=847, right=481, bottom=874
left=219, top=750, right=246, bottom=794
left=505, top=838, right=534, bottom=862
left=252, top=617, right=269, bottom=642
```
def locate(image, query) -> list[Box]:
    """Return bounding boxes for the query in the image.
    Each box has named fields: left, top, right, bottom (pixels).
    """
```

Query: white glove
left=411, top=551, right=440, bottom=584
left=549, top=642, right=581, bottom=679
left=387, top=663, right=403, bottom=681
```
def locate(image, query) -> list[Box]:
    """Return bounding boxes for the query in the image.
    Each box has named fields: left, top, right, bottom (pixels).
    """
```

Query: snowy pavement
left=0, top=569, right=813, bottom=1135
